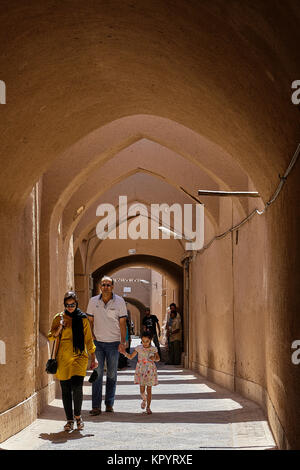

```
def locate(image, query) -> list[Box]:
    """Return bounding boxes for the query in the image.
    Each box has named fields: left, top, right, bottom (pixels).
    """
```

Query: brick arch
left=91, top=255, right=183, bottom=341
left=1, top=1, right=299, bottom=448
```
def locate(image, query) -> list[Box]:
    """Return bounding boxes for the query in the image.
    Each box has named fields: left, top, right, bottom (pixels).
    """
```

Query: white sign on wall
left=0, top=340, right=6, bottom=364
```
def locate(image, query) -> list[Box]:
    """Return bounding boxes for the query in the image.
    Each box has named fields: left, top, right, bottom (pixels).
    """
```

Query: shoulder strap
left=50, top=339, right=56, bottom=359
left=53, top=313, right=64, bottom=358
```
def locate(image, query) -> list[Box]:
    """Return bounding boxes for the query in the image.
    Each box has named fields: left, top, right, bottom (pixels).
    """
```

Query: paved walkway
left=1, top=339, right=276, bottom=450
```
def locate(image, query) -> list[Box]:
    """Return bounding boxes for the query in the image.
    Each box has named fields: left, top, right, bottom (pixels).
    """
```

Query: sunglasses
left=65, top=303, right=76, bottom=308
left=101, top=283, right=112, bottom=287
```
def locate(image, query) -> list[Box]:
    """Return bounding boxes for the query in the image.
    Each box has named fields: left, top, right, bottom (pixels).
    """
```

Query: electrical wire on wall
left=196, top=143, right=300, bottom=254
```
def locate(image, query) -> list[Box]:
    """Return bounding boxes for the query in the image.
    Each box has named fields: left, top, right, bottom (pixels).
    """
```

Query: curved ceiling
left=38, top=113, right=258, bottom=284
left=62, top=137, right=227, bottom=242
left=71, top=173, right=218, bottom=251
left=92, top=254, right=183, bottom=282
left=2, top=0, right=299, bottom=283
left=119, top=297, right=147, bottom=313
left=89, top=235, right=186, bottom=273
left=42, top=115, right=251, bottom=235
left=1, top=1, right=299, bottom=209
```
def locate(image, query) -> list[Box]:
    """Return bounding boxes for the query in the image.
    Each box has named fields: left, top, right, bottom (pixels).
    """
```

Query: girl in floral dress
left=122, top=331, right=159, bottom=414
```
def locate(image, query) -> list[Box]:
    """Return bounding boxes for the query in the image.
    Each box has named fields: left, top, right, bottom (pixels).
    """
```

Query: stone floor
left=1, top=338, right=276, bottom=450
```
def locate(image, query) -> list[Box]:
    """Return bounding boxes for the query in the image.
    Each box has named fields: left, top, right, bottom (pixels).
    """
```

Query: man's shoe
left=89, top=408, right=101, bottom=416
left=105, top=405, right=114, bottom=412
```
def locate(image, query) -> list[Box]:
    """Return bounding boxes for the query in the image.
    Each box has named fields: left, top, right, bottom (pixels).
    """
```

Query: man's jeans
left=169, top=340, right=182, bottom=365
left=92, top=340, right=120, bottom=409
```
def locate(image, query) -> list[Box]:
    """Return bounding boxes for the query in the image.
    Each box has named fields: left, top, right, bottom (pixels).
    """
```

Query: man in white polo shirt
left=87, top=276, right=127, bottom=414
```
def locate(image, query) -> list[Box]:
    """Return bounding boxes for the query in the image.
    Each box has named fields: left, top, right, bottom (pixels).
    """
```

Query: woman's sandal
left=146, top=407, right=152, bottom=414
left=64, top=420, right=74, bottom=431
left=75, top=416, right=84, bottom=430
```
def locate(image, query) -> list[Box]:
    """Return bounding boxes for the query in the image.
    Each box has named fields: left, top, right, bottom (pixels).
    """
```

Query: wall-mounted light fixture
left=197, top=190, right=260, bottom=197
left=158, top=226, right=194, bottom=241
left=73, top=205, right=85, bottom=220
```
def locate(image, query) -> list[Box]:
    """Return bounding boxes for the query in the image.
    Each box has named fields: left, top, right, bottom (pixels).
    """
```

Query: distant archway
left=123, top=297, right=147, bottom=336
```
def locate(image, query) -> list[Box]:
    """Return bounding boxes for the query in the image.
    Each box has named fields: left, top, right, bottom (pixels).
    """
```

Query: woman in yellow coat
left=48, top=291, right=97, bottom=431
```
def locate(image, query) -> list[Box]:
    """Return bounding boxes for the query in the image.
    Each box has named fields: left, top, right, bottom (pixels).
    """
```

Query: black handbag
left=88, top=369, right=98, bottom=383
left=45, top=356, right=58, bottom=374
left=46, top=317, right=62, bottom=374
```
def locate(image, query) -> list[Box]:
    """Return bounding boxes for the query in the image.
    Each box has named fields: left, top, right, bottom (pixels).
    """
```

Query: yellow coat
left=48, top=312, right=96, bottom=381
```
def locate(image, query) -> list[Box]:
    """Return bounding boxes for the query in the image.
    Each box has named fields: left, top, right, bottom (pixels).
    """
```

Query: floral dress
left=134, top=344, right=158, bottom=386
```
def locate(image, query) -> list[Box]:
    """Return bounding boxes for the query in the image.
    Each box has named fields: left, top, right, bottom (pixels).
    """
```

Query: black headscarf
left=64, top=307, right=87, bottom=354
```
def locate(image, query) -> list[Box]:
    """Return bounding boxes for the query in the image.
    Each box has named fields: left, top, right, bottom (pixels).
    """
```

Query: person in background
left=142, top=307, right=161, bottom=360
left=163, top=303, right=175, bottom=361
left=167, top=310, right=182, bottom=365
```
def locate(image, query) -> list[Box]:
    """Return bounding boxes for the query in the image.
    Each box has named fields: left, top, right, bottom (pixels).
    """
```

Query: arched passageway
left=0, top=0, right=299, bottom=450
left=90, top=257, right=183, bottom=340
left=120, top=298, right=145, bottom=337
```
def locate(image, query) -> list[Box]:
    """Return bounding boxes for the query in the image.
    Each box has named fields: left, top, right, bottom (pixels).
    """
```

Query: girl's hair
left=141, top=331, right=153, bottom=340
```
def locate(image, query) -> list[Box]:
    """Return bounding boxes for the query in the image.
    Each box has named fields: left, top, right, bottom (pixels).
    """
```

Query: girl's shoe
left=146, top=407, right=152, bottom=414
left=140, top=392, right=147, bottom=409
left=75, top=416, right=84, bottom=430
left=64, top=420, right=74, bottom=431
